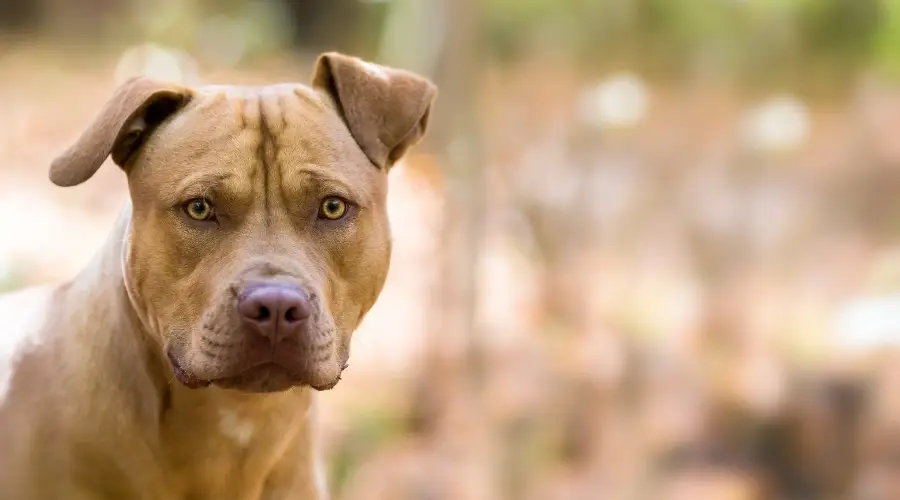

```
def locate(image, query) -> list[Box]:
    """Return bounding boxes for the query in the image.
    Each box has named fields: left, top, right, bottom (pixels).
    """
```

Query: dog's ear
left=49, top=77, right=191, bottom=187
left=312, top=52, right=437, bottom=169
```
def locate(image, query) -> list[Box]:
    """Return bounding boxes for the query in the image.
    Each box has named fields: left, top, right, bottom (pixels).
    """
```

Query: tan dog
left=0, top=52, right=436, bottom=499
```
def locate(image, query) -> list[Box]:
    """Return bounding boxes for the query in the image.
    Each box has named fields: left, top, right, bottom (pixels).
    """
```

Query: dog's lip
left=165, top=348, right=348, bottom=391
left=167, top=351, right=211, bottom=389
left=207, top=361, right=345, bottom=391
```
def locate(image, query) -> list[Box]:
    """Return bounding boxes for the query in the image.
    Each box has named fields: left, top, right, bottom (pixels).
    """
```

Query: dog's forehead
left=196, top=82, right=321, bottom=107
left=136, top=81, right=377, bottom=186
left=192, top=82, right=332, bottom=130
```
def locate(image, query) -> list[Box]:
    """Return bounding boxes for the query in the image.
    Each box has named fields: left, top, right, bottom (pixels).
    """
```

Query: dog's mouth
left=166, top=350, right=344, bottom=393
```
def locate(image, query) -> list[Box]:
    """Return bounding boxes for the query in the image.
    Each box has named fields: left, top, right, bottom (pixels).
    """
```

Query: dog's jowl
left=0, top=52, right=436, bottom=500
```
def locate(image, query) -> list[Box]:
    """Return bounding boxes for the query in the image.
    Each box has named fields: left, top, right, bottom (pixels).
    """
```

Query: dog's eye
left=318, top=197, right=348, bottom=220
left=184, top=198, right=215, bottom=221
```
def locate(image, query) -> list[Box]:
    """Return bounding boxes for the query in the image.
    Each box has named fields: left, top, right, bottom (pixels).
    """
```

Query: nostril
left=257, top=306, right=271, bottom=321
left=284, top=307, right=299, bottom=323
left=287, top=298, right=312, bottom=323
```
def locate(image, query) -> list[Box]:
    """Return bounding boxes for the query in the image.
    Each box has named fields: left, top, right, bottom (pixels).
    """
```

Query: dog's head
left=49, top=53, right=436, bottom=393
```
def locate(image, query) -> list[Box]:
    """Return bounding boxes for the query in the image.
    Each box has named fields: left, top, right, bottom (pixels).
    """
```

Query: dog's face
left=48, top=53, right=436, bottom=393
left=123, top=84, right=395, bottom=393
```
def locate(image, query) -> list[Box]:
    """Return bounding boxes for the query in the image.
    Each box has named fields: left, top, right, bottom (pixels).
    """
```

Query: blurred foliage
left=873, top=0, right=900, bottom=80
left=483, top=0, right=884, bottom=98
left=3, top=0, right=896, bottom=98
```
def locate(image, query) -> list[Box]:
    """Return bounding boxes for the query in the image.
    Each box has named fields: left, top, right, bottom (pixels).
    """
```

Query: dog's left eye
left=318, top=197, right=348, bottom=220
left=184, top=198, right=215, bottom=221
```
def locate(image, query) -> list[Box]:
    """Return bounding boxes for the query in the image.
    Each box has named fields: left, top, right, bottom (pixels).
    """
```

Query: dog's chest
left=159, top=388, right=310, bottom=499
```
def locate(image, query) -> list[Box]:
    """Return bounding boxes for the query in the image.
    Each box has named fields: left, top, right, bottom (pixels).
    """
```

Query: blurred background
left=5, top=1, right=900, bottom=499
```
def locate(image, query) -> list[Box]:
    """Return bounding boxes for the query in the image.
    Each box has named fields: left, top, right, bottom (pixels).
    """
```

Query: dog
left=0, top=52, right=436, bottom=499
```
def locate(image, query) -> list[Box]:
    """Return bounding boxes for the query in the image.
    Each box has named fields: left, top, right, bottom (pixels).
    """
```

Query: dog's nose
left=237, top=284, right=312, bottom=343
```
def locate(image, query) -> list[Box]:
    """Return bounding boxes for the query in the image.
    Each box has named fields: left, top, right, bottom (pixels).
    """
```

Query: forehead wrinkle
left=259, top=92, right=287, bottom=135
left=281, top=166, right=376, bottom=207
left=291, top=84, right=325, bottom=107
left=167, top=171, right=239, bottom=204
left=289, top=166, right=351, bottom=189
left=240, top=95, right=261, bottom=130
left=199, top=83, right=326, bottom=133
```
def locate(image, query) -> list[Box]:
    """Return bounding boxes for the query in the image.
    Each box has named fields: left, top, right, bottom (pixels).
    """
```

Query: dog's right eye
left=183, top=198, right=215, bottom=221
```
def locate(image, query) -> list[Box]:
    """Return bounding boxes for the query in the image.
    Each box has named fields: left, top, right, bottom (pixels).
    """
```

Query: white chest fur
left=0, top=285, right=54, bottom=405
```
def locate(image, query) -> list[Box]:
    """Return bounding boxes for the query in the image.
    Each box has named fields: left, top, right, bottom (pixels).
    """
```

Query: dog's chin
left=209, top=364, right=307, bottom=393
left=167, top=352, right=344, bottom=394
left=210, top=363, right=343, bottom=393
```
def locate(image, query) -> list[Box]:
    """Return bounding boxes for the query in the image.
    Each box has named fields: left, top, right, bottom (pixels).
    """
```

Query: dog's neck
left=67, top=203, right=170, bottom=398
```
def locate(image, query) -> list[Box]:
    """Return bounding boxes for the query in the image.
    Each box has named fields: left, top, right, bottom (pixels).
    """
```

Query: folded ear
left=49, top=77, right=192, bottom=187
left=312, top=52, right=437, bottom=169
